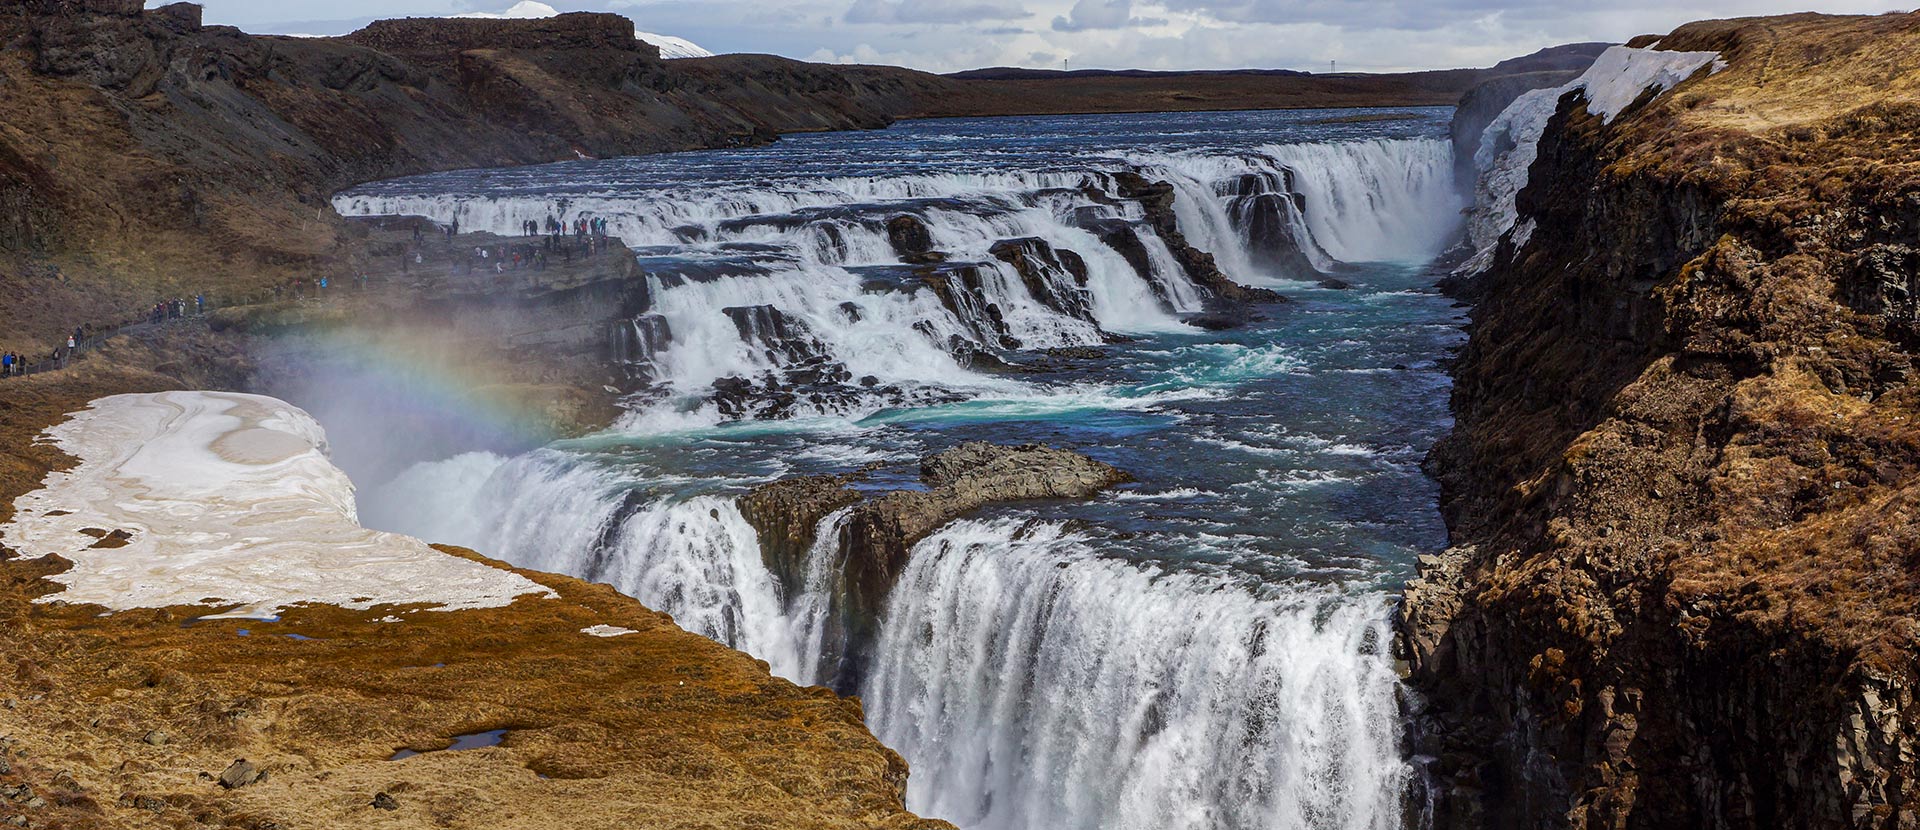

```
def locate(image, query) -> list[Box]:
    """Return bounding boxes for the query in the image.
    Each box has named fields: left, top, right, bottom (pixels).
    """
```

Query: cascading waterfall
left=1130, top=137, right=1461, bottom=277
left=786, top=507, right=854, bottom=688
left=332, top=120, right=1464, bottom=830
left=864, top=520, right=1410, bottom=830
left=365, top=450, right=811, bottom=680
left=334, top=137, right=1459, bottom=423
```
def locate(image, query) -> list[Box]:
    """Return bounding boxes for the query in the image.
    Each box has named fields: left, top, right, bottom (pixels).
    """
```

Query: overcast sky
left=177, top=0, right=1908, bottom=73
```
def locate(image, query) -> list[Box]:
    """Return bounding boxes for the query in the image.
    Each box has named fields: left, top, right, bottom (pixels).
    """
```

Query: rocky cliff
left=1404, top=11, right=1920, bottom=828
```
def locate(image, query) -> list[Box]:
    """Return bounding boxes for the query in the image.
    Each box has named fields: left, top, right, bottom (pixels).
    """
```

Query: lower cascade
left=328, top=110, right=1467, bottom=830
left=865, top=520, right=1409, bottom=830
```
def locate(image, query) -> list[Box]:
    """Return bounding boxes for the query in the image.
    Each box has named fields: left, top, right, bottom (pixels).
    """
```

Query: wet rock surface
left=1110, top=172, right=1286, bottom=311
left=741, top=442, right=1130, bottom=687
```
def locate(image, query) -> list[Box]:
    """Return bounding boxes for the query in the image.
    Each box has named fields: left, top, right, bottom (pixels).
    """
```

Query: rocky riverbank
left=1403, top=11, right=1920, bottom=827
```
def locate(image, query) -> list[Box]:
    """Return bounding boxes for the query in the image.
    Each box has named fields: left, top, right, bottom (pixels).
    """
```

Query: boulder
left=217, top=759, right=261, bottom=789
left=885, top=215, right=944, bottom=264
left=741, top=442, right=1128, bottom=690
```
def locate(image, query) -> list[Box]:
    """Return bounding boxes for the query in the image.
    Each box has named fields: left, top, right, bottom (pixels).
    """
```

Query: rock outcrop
left=1108, top=171, right=1286, bottom=314
left=1404, top=12, right=1920, bottom=828
left=740, top=442, right=1130, bottom=687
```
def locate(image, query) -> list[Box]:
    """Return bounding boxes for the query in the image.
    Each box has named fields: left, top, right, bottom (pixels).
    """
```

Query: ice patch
left=0, top=392, right=552, bottom=618
left=1459, top=45, right=1719, bottom=274
left=451, top=2, right=715, bottom=58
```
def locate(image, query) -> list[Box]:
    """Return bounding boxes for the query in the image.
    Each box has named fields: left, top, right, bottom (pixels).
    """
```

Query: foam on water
left=332, top=113, right=1464, bottom=830
left=865, top=519, right=1410, bottom=830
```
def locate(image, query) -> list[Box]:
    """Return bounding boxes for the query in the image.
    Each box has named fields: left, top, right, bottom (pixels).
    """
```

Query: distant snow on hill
left=453, top=1, right=714, bottom=58
left=634, top=30, right=715, bottom=59
left=451, top=1, right=562, bottom=20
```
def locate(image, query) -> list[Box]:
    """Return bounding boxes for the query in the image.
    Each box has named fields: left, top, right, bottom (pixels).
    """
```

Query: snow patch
left=452, top=2, right=715, bottom=58
left=0, top=391, right=552, bottom=618
left=636, top=31, right=715, bottom=59
left=582, top=624, right=639, bottom=637
left=1457, top=45, right=1719, bottom=274
left=451, top=1, right=560, bottom=19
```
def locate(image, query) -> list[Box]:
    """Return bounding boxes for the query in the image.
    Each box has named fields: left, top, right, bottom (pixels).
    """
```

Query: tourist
left=2, top=352, right=13, bottom=377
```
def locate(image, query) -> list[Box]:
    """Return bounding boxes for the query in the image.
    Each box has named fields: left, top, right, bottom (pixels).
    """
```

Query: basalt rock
left=989, top=237, right=1098, bottom=325
left=1110, top=172, right=1285, bottom=308
left=1404, top=14, right=1920, bottom=828
left=885, top=215, right=946, bottom=264
left=740, top=442, right=1129, bottom=689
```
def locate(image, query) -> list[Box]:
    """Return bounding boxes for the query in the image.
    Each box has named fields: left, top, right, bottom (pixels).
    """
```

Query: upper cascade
left=334, top=136, right=1460, bottom=426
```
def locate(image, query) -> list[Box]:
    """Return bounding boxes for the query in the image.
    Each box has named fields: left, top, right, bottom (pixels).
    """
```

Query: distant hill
left=947, top=67, right=1309, bottom=80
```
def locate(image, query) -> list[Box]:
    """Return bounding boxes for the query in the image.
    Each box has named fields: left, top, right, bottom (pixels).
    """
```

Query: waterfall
left=334, top=137, right=1460, bottom=423
left=786, top=507, right=854, bottom=687
left=1131, top=137, right=1462, bottom=278
left=363, top=450, right=809, bottom=680
left=330, top=125, right=1457, bottom=828
left=864, top=519, right=1410, bottom=830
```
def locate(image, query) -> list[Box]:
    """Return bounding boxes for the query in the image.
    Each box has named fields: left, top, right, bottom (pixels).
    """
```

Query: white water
left=788, top=507, right=854, bottom=687
left=335, top=137, right=1458, bottom=423
left=365, top=451, right=1416, bottom=827
left=1131, top=137, right=1462, bottom=277
left=333, top=131, right=1457, bottom=828
left=367, top=450, right=811, bottom=678
left=865, top=519, right=1410, bottom=830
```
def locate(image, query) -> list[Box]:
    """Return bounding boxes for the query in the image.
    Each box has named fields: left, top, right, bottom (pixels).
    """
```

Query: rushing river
left=318, top=107, right=1466, bottom=830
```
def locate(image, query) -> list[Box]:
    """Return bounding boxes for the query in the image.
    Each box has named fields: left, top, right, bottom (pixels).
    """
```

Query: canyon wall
left=1405, top=12, right=1920, bottom=828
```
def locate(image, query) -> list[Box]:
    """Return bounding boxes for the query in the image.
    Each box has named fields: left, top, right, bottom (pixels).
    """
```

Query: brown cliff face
left=1404, top=12, right=1920, bottom=828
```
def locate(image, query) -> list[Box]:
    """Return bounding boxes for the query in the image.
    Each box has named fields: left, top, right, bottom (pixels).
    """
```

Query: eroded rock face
left=1405, top=14, right=1920, bottom=828
left=740, top=442, right=1129, bottom=688
left=1109, top=171, right=1285, bottom=312
left=886, top=214, right=946, bottom=264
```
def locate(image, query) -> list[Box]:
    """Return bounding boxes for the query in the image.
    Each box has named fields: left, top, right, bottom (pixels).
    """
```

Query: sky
left=173, top=0, right=1909, bottom=74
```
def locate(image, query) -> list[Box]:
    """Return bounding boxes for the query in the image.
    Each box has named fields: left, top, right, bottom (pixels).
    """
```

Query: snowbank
left=1458, top=45, right=1720, bottom=273
left=0, top=391, right=552, bottom=618
left=454, top=1, right=715, bottom=58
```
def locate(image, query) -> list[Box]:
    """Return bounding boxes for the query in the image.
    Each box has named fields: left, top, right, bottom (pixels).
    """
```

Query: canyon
left=3, top=2, right=1920, bottom=828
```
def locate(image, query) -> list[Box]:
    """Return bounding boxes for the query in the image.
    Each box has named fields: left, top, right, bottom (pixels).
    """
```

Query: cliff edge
left=1405, top=11, right=1920, bottom=828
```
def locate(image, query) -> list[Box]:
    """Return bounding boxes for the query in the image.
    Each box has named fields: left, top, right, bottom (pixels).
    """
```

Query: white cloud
left=193, top=0, right=1914, bottom=73
left=845, top=0, right=1031, bottom=24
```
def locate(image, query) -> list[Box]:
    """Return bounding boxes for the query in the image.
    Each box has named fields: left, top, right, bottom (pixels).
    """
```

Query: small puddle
left=388, top=729, right=508, bottom=761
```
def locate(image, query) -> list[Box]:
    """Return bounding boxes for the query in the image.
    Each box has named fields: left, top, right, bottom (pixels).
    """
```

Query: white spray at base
left=366, top=453, right=1414, bottom=828
left=864, top=519, right=1410, bottom=830
left=362, top=450, right=814, bottom=678
left=1458, top=45, right=1722, bottom=274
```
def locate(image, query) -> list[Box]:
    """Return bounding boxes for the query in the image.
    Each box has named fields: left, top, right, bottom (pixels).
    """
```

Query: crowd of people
left=2, top=295, right=206, bottom=380
left=436, top=215, right=616, bottom=277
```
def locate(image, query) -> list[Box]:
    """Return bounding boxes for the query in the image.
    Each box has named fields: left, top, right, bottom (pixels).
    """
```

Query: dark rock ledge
left=740, top=442, right=1130, bottom=685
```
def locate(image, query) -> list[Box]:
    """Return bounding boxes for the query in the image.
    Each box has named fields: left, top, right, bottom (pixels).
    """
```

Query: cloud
left=1052, top=0, right=1139, bottom=31
left=845, top=0, right=1030, bottom=24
